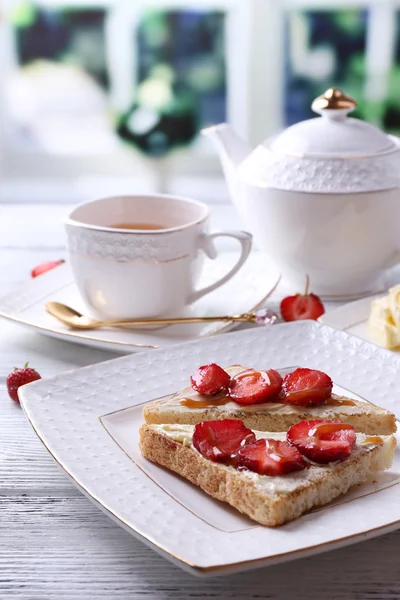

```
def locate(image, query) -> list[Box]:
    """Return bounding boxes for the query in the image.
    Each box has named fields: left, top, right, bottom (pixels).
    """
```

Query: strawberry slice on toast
left=140, top=418, right=396, bottom=527
left=143, top=365, right=396, bottom=435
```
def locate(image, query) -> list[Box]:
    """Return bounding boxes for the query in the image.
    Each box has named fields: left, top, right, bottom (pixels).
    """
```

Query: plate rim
left=18, top=321, right=400, bottom=575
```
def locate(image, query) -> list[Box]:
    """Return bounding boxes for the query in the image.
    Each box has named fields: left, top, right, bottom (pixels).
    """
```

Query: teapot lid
left=239, top=88, right=400, bottom=193
left=270, top=88, right=395, bottom=158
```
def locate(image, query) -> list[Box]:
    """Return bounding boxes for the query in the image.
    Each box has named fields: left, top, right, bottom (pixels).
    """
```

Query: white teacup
left=65, top=194, right=252, bottom=320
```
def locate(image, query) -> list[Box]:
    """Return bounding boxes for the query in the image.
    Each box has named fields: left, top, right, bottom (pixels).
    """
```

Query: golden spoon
left=45, top=301, right=278, bottom=331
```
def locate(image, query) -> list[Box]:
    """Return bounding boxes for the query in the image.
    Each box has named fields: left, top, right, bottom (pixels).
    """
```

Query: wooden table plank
left=1, top=493, right=400, bottom=599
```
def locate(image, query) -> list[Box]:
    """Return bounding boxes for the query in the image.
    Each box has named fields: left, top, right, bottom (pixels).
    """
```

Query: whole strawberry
left=31, top=259, right=64, bottom=278
left=280, top=275, right=324, bottom=322
left=6, top=363, right=41, bottom=403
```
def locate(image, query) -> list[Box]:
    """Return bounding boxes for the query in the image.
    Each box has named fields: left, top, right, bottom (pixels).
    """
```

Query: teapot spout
left=202, top=124, right=251, bottom=209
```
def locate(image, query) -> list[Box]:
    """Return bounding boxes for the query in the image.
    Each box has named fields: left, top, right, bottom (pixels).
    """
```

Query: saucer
left=0, top=254, right=280, bottom=353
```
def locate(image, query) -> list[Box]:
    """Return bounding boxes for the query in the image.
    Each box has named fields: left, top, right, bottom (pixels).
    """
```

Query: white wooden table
left=1, top=201, right=399, bottom=599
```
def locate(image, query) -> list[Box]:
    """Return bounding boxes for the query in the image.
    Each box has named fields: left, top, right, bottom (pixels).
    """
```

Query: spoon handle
left=96, top=313, right=256, bottom=328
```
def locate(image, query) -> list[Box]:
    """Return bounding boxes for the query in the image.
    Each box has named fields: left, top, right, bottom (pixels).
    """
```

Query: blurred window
left=14, top=6, right=109, bottom=89
left=285, top=9, right=367, bottom=124
left=5, top=2, right=226, bottom=157
left=136, top=10, right=226, bottom=128
left=284, top=5, right=400, bottom=133
left=2, top=0, right=400, bottom=197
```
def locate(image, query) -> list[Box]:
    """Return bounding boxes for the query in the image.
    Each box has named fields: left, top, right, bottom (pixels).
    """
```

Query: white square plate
left=19, top=321, right=400, bottom=577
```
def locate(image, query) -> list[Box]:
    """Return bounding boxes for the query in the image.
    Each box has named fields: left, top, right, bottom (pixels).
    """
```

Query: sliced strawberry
left=31, top=259, right=64, bottom=278
left=190, top=363, right=231, bottom=396
left=280, top=293, right=324, bottom=321
left=282, top=368, right=333, bottom=405
left=192, top=419, right=256, bottom=463
left=229, top=369, right=283, bottom=405
left=280, top=277, right=324, bottom=321
left=287, top=419, right=356, bottom=464
left=237, top=438, right=306, bottom=476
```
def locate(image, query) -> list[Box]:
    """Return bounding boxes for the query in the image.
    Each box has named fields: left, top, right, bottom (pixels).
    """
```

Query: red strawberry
left=282, top=368, right=333, bottom=405
left=237, top=438, right=306, bottom=476
left=229, top=369, right=283, bottom=405
left=280, top=276, right=324, bottom=321
left=190, top=363, right=231, bottom=396
left=6, top=363, right=41, bottom=403
left=287, top=419, right=356, bottom=464
left=192, top=419, right=256, bottom=463
left=31, top=260, right=64, bottom=278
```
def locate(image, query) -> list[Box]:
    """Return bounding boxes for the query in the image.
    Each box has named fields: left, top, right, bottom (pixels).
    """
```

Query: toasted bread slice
left=143, top=365, right=396, bottom=434
left=139, top=423, right=396, bottom=527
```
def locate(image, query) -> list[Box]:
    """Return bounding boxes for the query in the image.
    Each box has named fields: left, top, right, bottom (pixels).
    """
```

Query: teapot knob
left=312, top=88, right=357, bottom=119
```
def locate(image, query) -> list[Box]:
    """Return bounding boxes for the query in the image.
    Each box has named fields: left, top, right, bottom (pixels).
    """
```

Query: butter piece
left=368, top=293, right=400, bottom=349
left=388, top=285, right=400, bottom=329
left=155, top=423, right=193, bottom=446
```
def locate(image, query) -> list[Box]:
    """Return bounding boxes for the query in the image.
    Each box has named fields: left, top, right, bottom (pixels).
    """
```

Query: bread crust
left=143, top=403, right=396, bottom=435
left=139, top=424, right=395, bottom=527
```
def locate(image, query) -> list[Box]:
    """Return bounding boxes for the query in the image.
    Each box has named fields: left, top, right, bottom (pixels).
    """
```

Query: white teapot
left=203, top=88, right=400, bottom=298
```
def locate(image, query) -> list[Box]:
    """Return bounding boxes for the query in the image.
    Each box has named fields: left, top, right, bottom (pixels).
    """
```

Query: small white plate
left=19, top=321, right=400, bottom=576
left=0, top=254, right=280, bottom=353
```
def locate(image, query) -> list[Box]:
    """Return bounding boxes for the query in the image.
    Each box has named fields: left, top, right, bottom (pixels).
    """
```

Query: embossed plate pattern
left=19, top=322, right=400, bottom=577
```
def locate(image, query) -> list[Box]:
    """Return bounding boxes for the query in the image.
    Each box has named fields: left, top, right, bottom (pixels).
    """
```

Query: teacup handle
left=187, top=230, right=252, bottom=304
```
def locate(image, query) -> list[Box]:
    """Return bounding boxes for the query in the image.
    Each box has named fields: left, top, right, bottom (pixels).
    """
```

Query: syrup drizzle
left=362, top=436, right=384, bottom=445
left=180, top=395, right=357, bottom=409
left=180, top=394, right=231, bottom=409
left=325, top=397, right=356, bottom=407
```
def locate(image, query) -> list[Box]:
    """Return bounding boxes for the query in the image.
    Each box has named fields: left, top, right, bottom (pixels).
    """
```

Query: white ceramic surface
left=0, top=256, right=280, bottom=353
left=204, top=110, right=400, bottom=296
left=66, top=194, right=252, bottom=320
left=19, top=322, right=400, bottom=576
left=238, top=186, right=400, bottom=297
left=322, top=294, right=389, bottom=349
left=207, top=91, right=400, bottom=195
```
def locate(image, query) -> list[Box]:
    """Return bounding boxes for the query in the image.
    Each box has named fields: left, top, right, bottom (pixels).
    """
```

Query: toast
left=143, top=365, right=396, bottom=434
left=139, top=423, right=396, bottom=527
